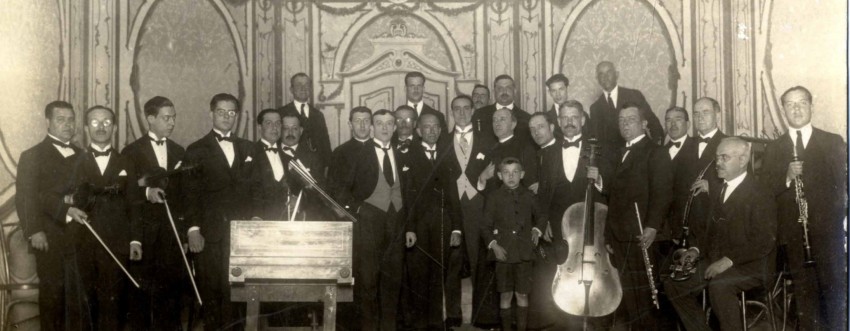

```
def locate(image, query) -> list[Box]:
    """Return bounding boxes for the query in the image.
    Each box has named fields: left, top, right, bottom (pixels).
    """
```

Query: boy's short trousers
left=495, top=260, right=533, bottom=293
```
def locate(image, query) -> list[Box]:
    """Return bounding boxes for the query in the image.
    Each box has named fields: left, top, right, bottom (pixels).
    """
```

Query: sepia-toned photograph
left=0, top=0, right=846, bottom=330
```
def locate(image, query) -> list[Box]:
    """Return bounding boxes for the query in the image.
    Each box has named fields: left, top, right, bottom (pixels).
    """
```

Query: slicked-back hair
left=545, top=73, right=570, bottom=88
left=530, top=112, right=554, bottom=125
left=209, top=93, right=240, bottom=111
left=620, top=102, right=644, bottom=121
left=349, top=106, right=372, bottom=121
left=665, top=106, right=690, bottom=122
left=290, top=72, right=311, bottom=86
left=473, top=84, right=490, bottom=94
left=780, top=86, right=813, bottom=104
left=494, top=74, right=514, bottom=86
left=85, top=106, right=115, bottom=121
left=144, top=96, right=174, bottom=117
left=372, top=109, right=394, bottom=122
left=452, top=95, right=473, bottom=108
left=418, top=112, right=440, bottom=127
left=44, top=100, right=74, bottom=118
left=279, top=108, right=302, bottom=127
left=405, top=71, right=425, bottom=85
left=694, top=97, right=721, bottom=113
left=559, top=100, right=584, bottom=116
left=257, top=108, right=279, bottom=125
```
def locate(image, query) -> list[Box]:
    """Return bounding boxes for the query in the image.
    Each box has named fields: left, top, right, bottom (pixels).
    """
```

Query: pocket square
left=476, top=153, right=485, bottom=160
left=402, top=166, right=409, bottom=172
left=245, top=156, right=253, bottom=162
left=118, top=170, right=127, bottom=176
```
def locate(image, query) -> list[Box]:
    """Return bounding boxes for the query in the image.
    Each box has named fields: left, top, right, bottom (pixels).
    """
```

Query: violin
left=552, top=138, right=622, bottom=317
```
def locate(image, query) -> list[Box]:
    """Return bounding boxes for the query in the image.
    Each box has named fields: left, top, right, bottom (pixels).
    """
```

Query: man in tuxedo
left=545, top=74, right=591, bottom=140
left=336, top=109, right=415, bottom=330
left=471, top=75, right=531, bottom=143
left=329, top=106, right=372, bottom=198
left=404, top=71, right=448, bottom=136
left=476, top=107, right=538, bottom=195
left=443, top=95, right=499, bottom=326
left=392, top=105, right=419, bottom=154
left=122, top=96, right=187, bottom=330
left=183, top=93, right=255, bottom=330
left=279, top=108, right=329, bottom=221
left=590, top=61, right=663, bottom=146
left=684, top=98, right=727, bottom=250
left=534, top=101, right=611, bottom=329
left=277, top=73, right=331, bottom=171
left=762, top=86, right=847, bottom=330
left=471, top=84, right=491, bottom=110
left=249, top=108, right=289, bottom=220
left=605, top=104, right=673, bottom=330
left=75, top=106, right=136, bottom=330
left=666, top=137, right=777, bottom=331
left=16, top=101, right=89, bottom=331
left=406, top=113, right=465, bottom=329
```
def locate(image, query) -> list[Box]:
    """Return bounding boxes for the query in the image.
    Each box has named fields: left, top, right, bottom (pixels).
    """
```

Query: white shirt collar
left=90, top=144, right=112, bottom=152
left=373, top=138, right=391, bottom=149
left=498, top=135, right=514, bottom=144
left=724, top=171, right=748, bottom=195
left=355, top=137, right=370, bottom=143
left=213, top=129, right=231, bottom=138
left=148, top=131, right=166, bottom=142
left=789, top=123, right=813, bottom=147
left=605, top=85, right=620, bottom=100
left=699, top=127, right=719, bottom=139
left=626, top=134, right=646, bottom=147
left=496, top=103, right=514, bottom=110
left=261, top=139, right=278, bottom=149
left=48, top=133, right=70, bottom=144
left=421, top=141, right=437, bottom=150
left=408, top=100, right=423, bottom=113
left=283, top=143, right=298, bottom=151
left=565, top=133, right=583, bottom=143
left=455, top=124, right=473, bottom=134
left=541, top=138, right=556, bottom=148
left=293, top=100, right=310, bottom=118
left=668, top=134, right=687, bottom=144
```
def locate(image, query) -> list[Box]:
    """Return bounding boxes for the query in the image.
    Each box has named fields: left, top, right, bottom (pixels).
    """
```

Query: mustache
left=565, top=124, right=577, bottom=130
left=284, top=135, right=296, bottom=140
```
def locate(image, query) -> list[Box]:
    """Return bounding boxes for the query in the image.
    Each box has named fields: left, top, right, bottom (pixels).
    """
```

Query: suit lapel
left=166, top=140, right=180, bottom=170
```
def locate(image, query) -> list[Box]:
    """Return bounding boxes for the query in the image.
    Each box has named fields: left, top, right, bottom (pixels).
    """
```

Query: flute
left=634, top=202, right=659, bottom=309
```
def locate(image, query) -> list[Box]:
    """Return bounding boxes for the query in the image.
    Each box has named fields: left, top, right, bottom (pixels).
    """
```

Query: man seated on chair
left=664, top=137, right=777, bottom=331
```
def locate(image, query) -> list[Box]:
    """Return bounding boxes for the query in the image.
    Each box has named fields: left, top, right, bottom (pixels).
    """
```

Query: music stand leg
left=323, top=285, right=337, bottom=331
left=245, top=286, right=260, bottom=331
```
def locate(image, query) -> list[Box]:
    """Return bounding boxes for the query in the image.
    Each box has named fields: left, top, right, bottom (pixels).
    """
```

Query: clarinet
left=634, top=202, right=660, bottom=309
left=792, top=151, right=816, bottom=266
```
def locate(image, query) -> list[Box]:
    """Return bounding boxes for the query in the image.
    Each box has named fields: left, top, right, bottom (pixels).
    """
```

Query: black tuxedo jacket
left=391, top=134, right=420, bottom=154
left=471, top=104, right=532, bottom=145
left=666, top=136, right=699, bottom=240
left=480, top=135, right=538, bottom=195
left=589, top=86, right=664, bottom=146
left=537, top=139, right=613, bottom=242
left=279, top=102, right=332, bottom=170
left=122, top=135, right=186, bottom=243
left=16, top=138, right=86, bottom=252
left=707, top=174, right=776, bottom=281
left=335, top=140, right=412, bottom=214
left=405, top=143, right=462, bottom=234
left=249, top=141, right=290, bottom=220
left=328, top=139, right=367, bottom=199
left=761, top=128, right=847, bottom=247
left=443, top=129, right=496, bottom=198
left=75, top=150, right=136, bottom=254
left=606, top=136, right=673, bottom=242
left=182, top=131, right=254, bottom=242
left=683, top=131, right=726, bottom=243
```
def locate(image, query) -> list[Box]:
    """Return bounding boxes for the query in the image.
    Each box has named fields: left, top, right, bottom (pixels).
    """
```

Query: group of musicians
left=14, top=62, right=846, bottom=331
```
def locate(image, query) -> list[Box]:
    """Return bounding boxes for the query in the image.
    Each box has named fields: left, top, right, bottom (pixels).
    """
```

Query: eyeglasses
left=262, top=120, right=282, bottom=128
left=89, top=119, right=113, bottom=128
left=215, top=109, right=238, bottom=118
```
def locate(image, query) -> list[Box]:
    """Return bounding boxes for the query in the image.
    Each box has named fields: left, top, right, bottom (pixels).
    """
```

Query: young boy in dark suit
left=482, top=157, right=547, bottom=331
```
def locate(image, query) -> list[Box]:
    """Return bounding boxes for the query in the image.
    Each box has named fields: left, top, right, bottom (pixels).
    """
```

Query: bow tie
left=666, top=141, right=682, bottom=149
left=51, top=138, right=72, bottom=149
left=562, top=139, right=581, bottom=150
left=149, top=136, right=165, bottom=146
left=92, top=149, right=112, bottom=158
left=697, top=136, right=711, bottom=144
left=264, top=146, right=278, bottom=153
left=214, top=132, right=232, bottom=142
left=398, top=139, right=411, bottom=148
left=282, top=146, right=295, bottom=154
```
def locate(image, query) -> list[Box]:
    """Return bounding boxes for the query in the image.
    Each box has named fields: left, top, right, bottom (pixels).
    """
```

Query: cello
left=552, top=138, right=622, bottom=319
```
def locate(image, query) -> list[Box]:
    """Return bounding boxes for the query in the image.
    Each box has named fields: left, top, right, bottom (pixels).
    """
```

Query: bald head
left=715, top=137, right=750, bottom=180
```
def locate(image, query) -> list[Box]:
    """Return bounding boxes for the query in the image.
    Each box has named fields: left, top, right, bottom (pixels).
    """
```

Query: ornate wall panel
left=694, top=0, right=730, bottom=130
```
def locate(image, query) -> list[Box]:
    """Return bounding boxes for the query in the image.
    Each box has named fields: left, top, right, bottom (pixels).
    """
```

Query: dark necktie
left=300, top=103, right=306, bottom=117
left=562, top=139, right=581, bottom=150
left=426, top=150, right=436, bottom=161
left=92, top=149, right=112, bottom=158
left=795, top=130, right=805, bottom=159
left=283, top=146, right=295, bottom=155
left=149, top=136, right=165, bottom=146
left=606, top=94, right=615, bottom=109
left=51, top=138, right=71, bottom=149
left=381, top=147, right=395, bottom=186
left=719, top=182, right=728, bottom=204
left=214, top=132, right=232, bottom=142
left=666, top=141, right=682, bottom=149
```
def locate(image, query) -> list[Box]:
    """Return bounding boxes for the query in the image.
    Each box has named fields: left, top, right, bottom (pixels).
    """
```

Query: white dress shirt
left=373, top=139, right=398, bottom=183
left=722, top=171, right=747, bottom=203
left=148, top=132, right=168, bottom=169
left=791, top=123, right=813, bottom=150
left=408, top=100, right=424, bottom=116
left=294, top=100, right=310, bottom=118
left=90, top=144, right=112, bottom=175
left=622, top=134, right=646, bottom=162
left=604, top=85, right=620, bottom=107
left=698, top=128, right=718, bottom=158
left=541, top=138, right=556, bottom=149
left=667, top=135, right=687, bottom=160
left=48, top=133, right=76, bottom=158
left=562, top=135, right=582, bottom=182
left=282, top=143, right=298, bottom=158
left=213, top=129, right=235, bottom=166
